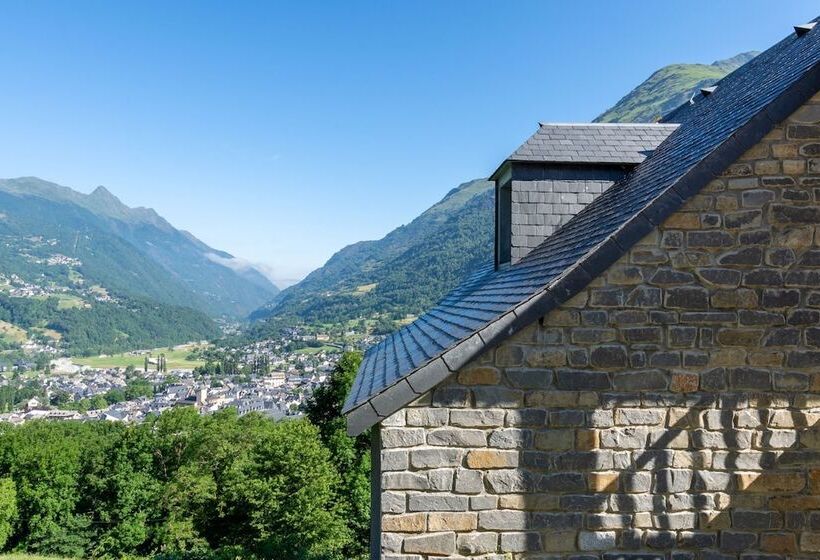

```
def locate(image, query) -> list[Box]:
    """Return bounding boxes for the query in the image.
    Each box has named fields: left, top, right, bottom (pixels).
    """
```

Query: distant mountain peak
left=85, top=184, right=133, bottom=215
left=89, top=185, right=118, bottom=201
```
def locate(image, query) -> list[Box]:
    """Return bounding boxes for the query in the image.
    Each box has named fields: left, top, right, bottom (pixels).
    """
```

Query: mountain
left=594, top=52, right=759, bottom=123
left=252, top=52, right=757, bottom=331
left=251, top=179, right=493, bottom=325
left=0, top=177, right=281, bottom=354
left=0, top=177, right=278, bottom=317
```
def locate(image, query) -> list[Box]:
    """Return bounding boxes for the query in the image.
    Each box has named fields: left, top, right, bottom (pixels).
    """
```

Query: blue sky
left=0, top=1, right=816, bottom=286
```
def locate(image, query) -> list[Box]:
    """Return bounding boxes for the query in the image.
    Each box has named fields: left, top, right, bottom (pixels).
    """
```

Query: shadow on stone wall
left=516, top=397, right=820, bottom=557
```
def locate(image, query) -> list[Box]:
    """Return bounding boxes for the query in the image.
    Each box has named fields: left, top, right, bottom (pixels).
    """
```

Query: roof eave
left=488, top=159, right=512, bottom=183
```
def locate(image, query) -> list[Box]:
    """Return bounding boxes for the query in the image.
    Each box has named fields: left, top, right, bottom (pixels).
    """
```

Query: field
left=0, top=320, right=27, bottom=343
left=54, top=294, right=86, bottom=310
left=294, top=344, right=339, bottom=355
left=31, top=326, right=62, bottom=341
left=73, top=343, right=208, bottom=370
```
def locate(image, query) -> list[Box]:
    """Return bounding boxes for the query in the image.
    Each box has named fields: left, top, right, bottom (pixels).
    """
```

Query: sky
left=0, top=1, right=816, bottom=287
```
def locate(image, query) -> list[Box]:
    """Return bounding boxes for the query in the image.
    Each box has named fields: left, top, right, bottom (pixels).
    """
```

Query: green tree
left=0, top=422, right=109, bottom=556
left=144, top=409, right=353, bottom=558
left=125, top=380, right=154, bottom=400
left=0, top=477, right=18, bottom=549
left=85, top=421, right=164, bottom=558
left=49, top=390, right=72, bottom=407
left=34, top=353, right=51, bottom=372
left=105, top=388, right=126, bottom=404
left=0, top=391, right=364, bottom=559
left=304, top=352, right=370, bottom=559
left=220, top=418, right=351, bottom=559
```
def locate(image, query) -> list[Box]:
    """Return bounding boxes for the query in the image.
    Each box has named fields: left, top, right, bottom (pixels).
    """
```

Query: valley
left=0, top=50, right=756, bottom=425
left=0, top=4, right=804, bottom=559
left=0, top=53, right=754, bottom=422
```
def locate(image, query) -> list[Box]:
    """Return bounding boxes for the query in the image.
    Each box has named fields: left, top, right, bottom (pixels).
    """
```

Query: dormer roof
left=489, top=123, right=678, bottom=183
left=508, top=122, right=678, bottom=165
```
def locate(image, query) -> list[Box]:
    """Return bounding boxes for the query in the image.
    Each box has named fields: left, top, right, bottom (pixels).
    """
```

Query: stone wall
left=379, top=95, right=820, bottom=559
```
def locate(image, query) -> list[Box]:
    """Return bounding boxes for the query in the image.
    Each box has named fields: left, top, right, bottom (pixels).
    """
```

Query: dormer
left=490, top=123, right=678, bottom=266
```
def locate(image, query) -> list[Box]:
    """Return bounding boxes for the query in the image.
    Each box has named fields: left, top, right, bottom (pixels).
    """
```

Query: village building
left=345, top=20, right=820, bottom=559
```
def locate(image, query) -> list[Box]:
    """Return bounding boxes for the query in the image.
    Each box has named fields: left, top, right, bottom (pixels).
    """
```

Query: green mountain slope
left=594, top=52, right=758, bottom=123
left=0, top=177, right=278, bottom=317
left=0, top=292, right=219, bottom=356
left=0, top=190, right=221, bottom=354
left=254, top=52, right=758, bottom=331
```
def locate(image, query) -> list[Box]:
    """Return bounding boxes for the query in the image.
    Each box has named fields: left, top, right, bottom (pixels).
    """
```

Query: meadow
left=72, top=343, right=207, bottom=370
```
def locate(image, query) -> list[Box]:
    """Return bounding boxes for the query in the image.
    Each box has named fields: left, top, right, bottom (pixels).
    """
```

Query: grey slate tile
left=506, top=122, right=678, bottom=165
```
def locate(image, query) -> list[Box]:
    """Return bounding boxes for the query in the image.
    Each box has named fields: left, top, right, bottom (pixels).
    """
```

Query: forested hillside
left=0, top=294, right=218, bottom=356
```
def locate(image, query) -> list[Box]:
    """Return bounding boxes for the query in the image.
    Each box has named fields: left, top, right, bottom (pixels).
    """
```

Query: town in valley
left=0, top=328, right=379, bottom=424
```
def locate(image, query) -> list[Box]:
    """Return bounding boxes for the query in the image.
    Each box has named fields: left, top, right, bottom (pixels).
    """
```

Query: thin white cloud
left=205, top=252, right=273, bottom=282
left=204, top=253, right=307, bottom=289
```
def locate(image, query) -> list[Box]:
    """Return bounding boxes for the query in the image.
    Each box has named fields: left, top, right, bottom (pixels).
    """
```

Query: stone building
left=344, top=20, right=820, bottom=560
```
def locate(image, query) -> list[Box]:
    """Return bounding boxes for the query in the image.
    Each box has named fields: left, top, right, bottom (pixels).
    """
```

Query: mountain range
left=0, top=177, right=278, bottom=317
left=0, top=178, right=279, bottom=354
left=253, top=52, right=759, bottom=331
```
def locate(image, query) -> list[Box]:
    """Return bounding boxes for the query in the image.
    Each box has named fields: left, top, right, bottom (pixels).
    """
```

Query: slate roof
left=344, top=19, right=820, bottom=435
left=507, top=123, right=679, bottom=165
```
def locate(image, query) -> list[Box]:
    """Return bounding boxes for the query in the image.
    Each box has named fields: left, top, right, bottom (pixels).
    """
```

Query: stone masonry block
left=456, top=532, right=497, bottom=555
left=410, top=448, right=463, bottom=469
left=449, top=409, right=504, bottom=428
left=427, top=428, right=487, bottom=447
left=402, top=532, right=456, bottom=555
left=408, top=493, right=469, bottom=512
left=477, top=510, right=528, bottom=531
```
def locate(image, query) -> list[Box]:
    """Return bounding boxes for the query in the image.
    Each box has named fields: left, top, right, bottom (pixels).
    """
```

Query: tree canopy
left=0, top=353, right=371, bottom=560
